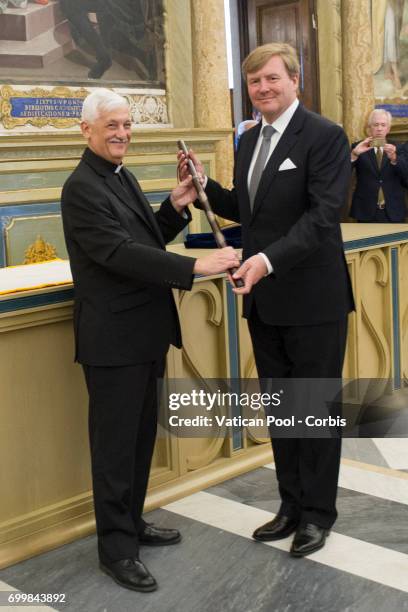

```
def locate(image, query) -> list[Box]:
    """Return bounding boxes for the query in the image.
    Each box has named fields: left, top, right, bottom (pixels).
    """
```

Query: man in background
left=350, top=108, right=408, bottom=222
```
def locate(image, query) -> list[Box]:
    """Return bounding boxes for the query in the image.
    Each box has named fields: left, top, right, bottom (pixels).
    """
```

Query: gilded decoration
left=0, top=85, right=88, bottom=130
left=0, top=85, right=170, bottom=131
left=3, top=214, right=68, bottom=267
left=127, top=93, right=169, bottom=125
left=24, top=235, right=57, bottom=265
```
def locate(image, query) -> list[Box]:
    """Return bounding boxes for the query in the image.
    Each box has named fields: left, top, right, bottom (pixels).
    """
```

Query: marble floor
left=1, top=439, right=407, bottom=612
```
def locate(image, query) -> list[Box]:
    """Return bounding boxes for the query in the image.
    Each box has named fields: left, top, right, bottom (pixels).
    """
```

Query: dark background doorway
left=237, top=0, right=320, bottom=119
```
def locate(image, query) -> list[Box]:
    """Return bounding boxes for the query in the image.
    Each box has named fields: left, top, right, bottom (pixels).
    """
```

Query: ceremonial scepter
left=177, top=140, right=244, bottom=288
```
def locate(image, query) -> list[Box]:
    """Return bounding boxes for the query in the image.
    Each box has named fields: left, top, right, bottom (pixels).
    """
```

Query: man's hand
left=193, top=247, right=240, bottom=276
left=170, top=148, right=206, bottom=214
left=170, top=176, right=198, bottom=213
left=177, top=148, right=205, bottom=183
left=351, top=137, right=372, bottom=161
left=231, top=254, right=268, bottom=294
left=384, top=143, right=397, bottom=163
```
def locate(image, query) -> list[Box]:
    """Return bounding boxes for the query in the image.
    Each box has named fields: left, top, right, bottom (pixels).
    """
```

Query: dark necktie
left=376, top=148, right=385, bottom=206
left=249, top=125, right=276, bottom=210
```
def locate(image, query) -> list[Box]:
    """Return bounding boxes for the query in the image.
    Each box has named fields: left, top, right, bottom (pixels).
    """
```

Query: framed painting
left=372, top=0, right=408, bottom=122
left=0, top=0, right=169, bottom=132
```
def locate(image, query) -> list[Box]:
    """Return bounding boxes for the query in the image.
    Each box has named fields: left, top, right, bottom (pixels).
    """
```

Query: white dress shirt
left=250, top=98, right=300, bottom=275
left=248, top=98, right=300, bottom=187
left=201, top=99, right=300, bottom=277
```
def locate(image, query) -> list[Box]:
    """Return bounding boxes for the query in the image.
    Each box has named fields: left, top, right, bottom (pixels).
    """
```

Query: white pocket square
left=278, top=158, right=297, bottom=171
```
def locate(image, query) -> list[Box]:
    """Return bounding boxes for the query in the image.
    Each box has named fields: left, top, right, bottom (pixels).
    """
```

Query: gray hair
left=81, top=88, right=130, bottom=123
left=368, top=108, right=392, bottom=126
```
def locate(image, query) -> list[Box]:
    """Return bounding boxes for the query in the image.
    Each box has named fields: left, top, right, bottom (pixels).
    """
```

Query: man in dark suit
left=61, top=89, right=239, bottom=592
left=179, top=43, right=354, bottom=557
left=350, top=109, right=408, bottom=222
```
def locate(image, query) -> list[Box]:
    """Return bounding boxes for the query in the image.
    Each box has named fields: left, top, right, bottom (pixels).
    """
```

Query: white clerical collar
left=262, top=98, right=299, bottom=134
left=115, top=164, right=124, bottom=174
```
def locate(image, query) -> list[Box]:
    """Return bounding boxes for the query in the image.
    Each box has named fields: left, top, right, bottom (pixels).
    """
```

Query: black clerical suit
left=202, top=104, right=354, bottom=529
left=61, top=148, right=195, bottom=563
left=350, top=142, right=408, bottom=222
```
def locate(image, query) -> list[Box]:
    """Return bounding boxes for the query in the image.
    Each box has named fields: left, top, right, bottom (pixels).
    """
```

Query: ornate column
left=341, top=0, right=375, bottom=142
left=191, top=0, right=234, bottom=188
left=316, top=0, right=343, bottom=125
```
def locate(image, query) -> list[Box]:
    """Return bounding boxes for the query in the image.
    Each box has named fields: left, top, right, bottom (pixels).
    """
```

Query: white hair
left=237, top=119, right=258, bottom=136
left=368, top=108, right=392, bottom=126
left=81, top=88, right=130, bottom=123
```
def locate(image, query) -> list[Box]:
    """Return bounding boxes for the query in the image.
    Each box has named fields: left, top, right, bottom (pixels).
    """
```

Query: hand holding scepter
left=177, top=140, right=244, bottom=288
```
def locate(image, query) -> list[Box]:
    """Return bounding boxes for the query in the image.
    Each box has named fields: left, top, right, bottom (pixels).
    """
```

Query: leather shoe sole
left=99, top=562, right=158, bottom=592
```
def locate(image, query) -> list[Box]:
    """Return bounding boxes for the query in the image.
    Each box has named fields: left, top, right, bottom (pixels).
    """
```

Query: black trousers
left=248, top=306, right=348, bottom=529
left=357, top=207, right=391, bottom=222
left=60, top=0, right=111, bottom=62
left=83, top=358, right=165, bottom=563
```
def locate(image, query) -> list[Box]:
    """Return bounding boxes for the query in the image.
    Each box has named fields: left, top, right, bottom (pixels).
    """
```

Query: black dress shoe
left=99, top=558, right=157, bottom=592
left=139, top=524, right=181, bottom=546
left=252, top=515, right=299, bottom=542
left=88, top=57, right=112, bottom=79
left=290, top=523, right=330, bottom=557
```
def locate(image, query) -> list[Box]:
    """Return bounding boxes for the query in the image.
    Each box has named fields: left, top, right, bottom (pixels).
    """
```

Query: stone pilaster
left=316, top=0, right=343, bottom=125
left=191, top=0, right=234, bottom=188
left=341, top=0, right=375, bottom=142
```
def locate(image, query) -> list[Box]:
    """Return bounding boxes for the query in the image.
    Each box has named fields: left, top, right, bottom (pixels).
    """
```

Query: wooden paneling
left=239, top=0, right=319, bottom=117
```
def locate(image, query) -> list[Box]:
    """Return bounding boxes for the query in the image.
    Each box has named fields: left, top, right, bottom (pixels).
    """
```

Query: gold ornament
left=23, top=235, right=57, bottom=264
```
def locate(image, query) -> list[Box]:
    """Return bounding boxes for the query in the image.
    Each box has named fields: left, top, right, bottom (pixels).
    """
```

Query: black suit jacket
left=204, top=104, right=354, bottom=326
left=61, top=148, right=195, bottom=366
left=350, top=142, right=408, bottom=221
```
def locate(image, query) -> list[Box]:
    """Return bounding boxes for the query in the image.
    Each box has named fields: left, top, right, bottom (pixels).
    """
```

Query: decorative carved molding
left=0, top=85, right=170, bottom=132
left=400, top=243, right=408, bottom=382
left=360, top=249, right=391, bottom=380
left=126, top=94, right=169, bottom=126
left=179, top=283, right=223, bottom=378
left=178, top=282, right=226, bottom=471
